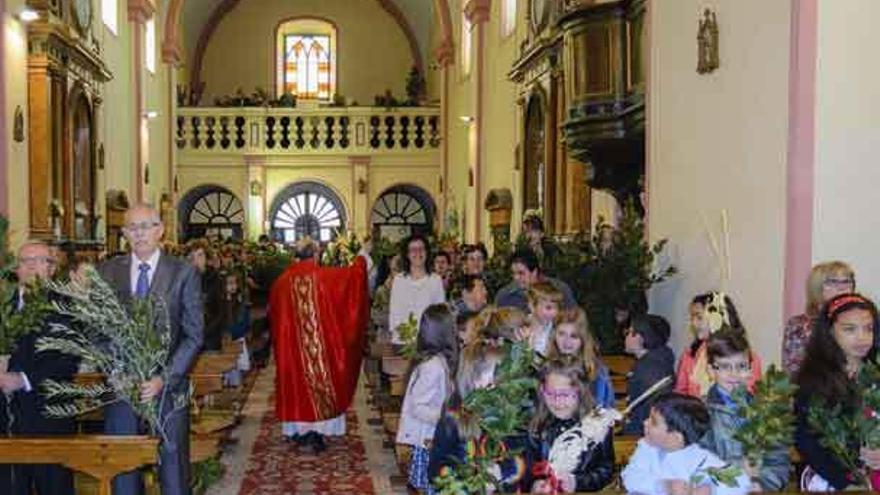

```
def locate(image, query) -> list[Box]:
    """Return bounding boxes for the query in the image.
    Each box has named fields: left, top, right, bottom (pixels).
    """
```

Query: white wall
left=812, top=0, right=880, bottom=303
left=647, top=0, right=792, bottom=365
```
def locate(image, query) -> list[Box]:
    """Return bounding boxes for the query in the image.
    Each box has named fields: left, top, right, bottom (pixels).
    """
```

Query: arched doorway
left=269, top=181, right=346, bottom=243
left=178, top=185, right=245, bottom=241
left=523, top=94, right=546, bottom=214
left=371, top=185, right=435, bottom=242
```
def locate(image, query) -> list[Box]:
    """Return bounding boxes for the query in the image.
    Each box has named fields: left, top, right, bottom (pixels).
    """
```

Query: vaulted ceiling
left=179, top=0, right=436, bottom=71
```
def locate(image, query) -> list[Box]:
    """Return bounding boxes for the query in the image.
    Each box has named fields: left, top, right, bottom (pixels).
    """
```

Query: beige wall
left=444, top=0, right=521, bottom=245
left=200, top=0, right=416, bottom=105
left=812, top=1, right=880, bottom=303
left=3, top=0, right=30, bottom=247
left=646, top=0, right=792, bottom=365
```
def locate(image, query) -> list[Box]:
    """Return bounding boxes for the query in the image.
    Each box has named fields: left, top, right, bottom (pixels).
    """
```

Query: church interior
left=1, top=0, right=879, bottom=493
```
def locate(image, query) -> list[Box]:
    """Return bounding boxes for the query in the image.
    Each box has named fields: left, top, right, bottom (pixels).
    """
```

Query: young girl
left=397, top=304, right=459, bottom=493
left=674, top=292, right=762, bottom=397
left=796, top=293, right=880, bottom=491
left=546, top=308, right=615, bottom=408
left=428, top=313, right=527, bottom=493
left=526, top=360, right=615, bottom=493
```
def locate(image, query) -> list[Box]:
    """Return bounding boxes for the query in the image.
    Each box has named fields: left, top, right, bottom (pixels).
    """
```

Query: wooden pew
left=0, top=435, right=158, bottom=495
left=613, top=435, right=803, bottom=469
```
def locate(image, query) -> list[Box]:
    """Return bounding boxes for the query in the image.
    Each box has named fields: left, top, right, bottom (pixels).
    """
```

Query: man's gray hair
left=125, top=202, right=162, bottom=224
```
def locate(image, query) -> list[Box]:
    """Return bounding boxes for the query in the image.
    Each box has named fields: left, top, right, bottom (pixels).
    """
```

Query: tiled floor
left=207, top=363, right=406, bottom=495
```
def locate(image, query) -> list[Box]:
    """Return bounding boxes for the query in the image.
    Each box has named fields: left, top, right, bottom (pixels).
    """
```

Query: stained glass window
left=283, top=34, right=331, bottom=100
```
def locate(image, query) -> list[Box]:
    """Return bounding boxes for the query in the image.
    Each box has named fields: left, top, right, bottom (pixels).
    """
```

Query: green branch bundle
left=733, top=365, right=797, bottom=471
left=36, top=267, right=189, bottom=440
left=807, top=360, right=880, bottom=488
left=433, top=341, right=537, bottom=494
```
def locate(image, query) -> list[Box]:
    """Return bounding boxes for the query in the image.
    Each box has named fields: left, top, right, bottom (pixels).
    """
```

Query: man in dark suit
left=98, top=203, right=204, bottom=495
left=0, top=240, right=78, bottom=494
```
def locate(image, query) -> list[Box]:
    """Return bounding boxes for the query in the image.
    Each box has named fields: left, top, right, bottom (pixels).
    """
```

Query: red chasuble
left=269, top=257, right=368, bottom=422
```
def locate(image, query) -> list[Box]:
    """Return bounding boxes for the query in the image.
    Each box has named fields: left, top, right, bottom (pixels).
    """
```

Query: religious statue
left=697, top=8, right=719, bottom=74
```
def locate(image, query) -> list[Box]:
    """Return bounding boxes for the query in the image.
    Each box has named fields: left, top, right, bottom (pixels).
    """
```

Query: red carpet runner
left=239, top=394, right=376, bottom=494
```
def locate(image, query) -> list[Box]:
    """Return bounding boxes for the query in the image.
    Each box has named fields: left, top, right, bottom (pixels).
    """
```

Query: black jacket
left=623, top=345, right=675, bottom=435
left=2, top=292, right=79, bottom=435
left=794, top=390, right=858, bottom=490
left=524, top=416, right=615, bottom=492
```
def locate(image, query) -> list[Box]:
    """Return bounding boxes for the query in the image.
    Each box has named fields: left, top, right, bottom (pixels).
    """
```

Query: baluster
left=429, top=115, right=440, bottom=148
left=309, top=116, right=321, bottom=149
left=265, top=116, right=276, bottom=149
left=369, top=116, right=381, bottom=149
left=339, top=116, right=350, bottom=149
left=176, top=115, right=186, bottom=149
left=219, top=117, right=231, bottom=149
left=384, top=116, right=395, bottom=149
left=295, top=117, right=305, bottom=148
left=190, top=116, right=202, bottom=149
left=414, top=115, right=425, bottom=148
left=324, top=116, right=335, bottom=149
left=399, top=116, right=410, bottom=149
left=205, top=116, right=216, bottom=149
left=280, top=117, right=291, bottom=149
left=234, top=116, right=246, bottom=148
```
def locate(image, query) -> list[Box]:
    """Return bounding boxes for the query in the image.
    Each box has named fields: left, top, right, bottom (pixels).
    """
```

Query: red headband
left=827, top=294, right=870, bottom=319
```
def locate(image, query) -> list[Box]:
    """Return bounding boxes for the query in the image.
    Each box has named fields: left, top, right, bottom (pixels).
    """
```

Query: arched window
left=270, top=182, right=346, bottom=243
left=276, top=18, right=336, bottom=100
left=178, top=185, right=245, bottom=241
left=371, top=185, right=435, bottom=241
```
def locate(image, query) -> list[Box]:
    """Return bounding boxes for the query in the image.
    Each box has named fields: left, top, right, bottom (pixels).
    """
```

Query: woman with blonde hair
left=782, top=261, right=855, bottom=376
left=546, top=307, right=615, bottom=408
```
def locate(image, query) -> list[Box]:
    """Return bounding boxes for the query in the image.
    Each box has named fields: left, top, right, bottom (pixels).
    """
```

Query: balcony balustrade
left=176, top=106, right=441, bottom=155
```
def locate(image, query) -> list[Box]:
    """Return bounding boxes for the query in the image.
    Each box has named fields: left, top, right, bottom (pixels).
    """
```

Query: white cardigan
left=388, top=273, right=446, bottom=344
left=396, top=355, right=450, bottom=447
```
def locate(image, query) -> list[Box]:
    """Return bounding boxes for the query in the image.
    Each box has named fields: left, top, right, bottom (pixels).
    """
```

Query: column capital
left=464, top=0, right=491, bottom=25
left=161, top=40, right=182, bottom=66
left=128, top=0, right=156, bottom=24
left=434, top=39, right=455, bottom=68
left=348, top=155, right=372, bottom=167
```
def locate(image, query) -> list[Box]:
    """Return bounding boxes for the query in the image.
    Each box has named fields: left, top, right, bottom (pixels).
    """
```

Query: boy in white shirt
left=621, top=392, right=750, bottom=495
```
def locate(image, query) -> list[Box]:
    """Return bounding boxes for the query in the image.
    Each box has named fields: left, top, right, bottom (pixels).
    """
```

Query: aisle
left=207, top=362, right=405, bottom=494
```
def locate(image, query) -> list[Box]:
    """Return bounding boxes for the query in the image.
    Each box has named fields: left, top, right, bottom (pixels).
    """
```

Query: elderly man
left=98, top=203, right=204, bottom=495
left=270, top=237, right=371, bottom=453
left=0, top=241, right=78, bottom=495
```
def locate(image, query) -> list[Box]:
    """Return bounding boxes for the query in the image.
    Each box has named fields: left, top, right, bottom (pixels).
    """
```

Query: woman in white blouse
left=388, top=234, right=446, bottom=344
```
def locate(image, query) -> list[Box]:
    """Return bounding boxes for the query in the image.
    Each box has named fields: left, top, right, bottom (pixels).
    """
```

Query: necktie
left=135, top=263, right=151, bottom=298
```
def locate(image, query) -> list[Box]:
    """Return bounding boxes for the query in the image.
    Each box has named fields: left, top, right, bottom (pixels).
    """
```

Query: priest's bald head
left=123, top=203, right=165, bottom=261
left=294, top=237, right=318, bottom=261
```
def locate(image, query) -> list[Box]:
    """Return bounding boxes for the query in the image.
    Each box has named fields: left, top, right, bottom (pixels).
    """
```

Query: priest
left=269, top=237, right=371, bottom=453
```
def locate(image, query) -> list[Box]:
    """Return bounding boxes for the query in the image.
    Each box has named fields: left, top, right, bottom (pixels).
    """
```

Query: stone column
left=245, top=155, right=267, bottom=240
left=128, top=0, right=156, bottom=202
left=435, top=40, right=454, bottom=232
left=464, top=0, right=490, bottom=242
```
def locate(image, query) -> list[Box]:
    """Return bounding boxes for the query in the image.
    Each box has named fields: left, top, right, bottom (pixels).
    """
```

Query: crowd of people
left=1, top=205, right=879, bottom=494
left=378, top=223, right=880, bottom=493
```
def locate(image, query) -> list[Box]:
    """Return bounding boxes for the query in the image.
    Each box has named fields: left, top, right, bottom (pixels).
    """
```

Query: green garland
left=433, top=341, right=537, bottom=494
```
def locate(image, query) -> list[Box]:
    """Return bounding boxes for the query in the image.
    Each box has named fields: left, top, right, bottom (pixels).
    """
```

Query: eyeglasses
left=824, top=278, right=855, bottom=289
left=19, top=256, right=55, bottom=266
left=710, top=362, right=751, bottom=373
left=541, top=386, right=579, bottom=402
left=124, top=221, right=160, bottom=232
